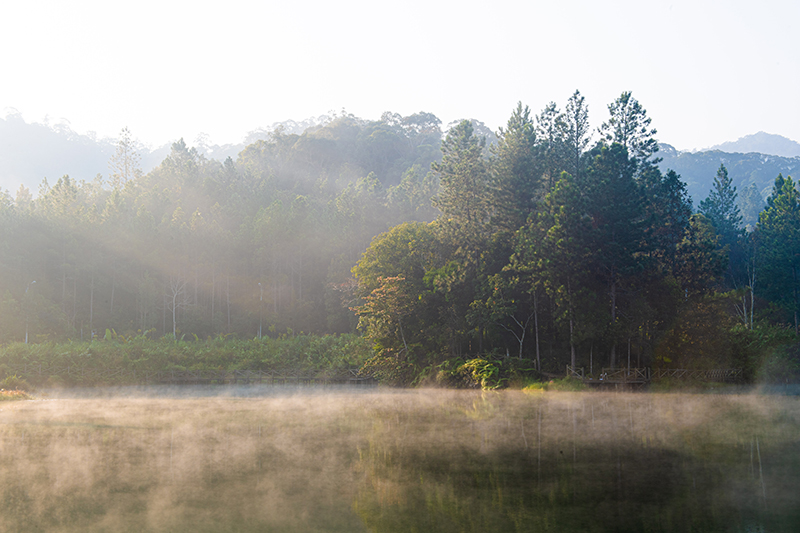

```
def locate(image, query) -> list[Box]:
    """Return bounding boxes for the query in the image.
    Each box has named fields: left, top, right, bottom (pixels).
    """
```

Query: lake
left=1, top=387, right=798, bottom=532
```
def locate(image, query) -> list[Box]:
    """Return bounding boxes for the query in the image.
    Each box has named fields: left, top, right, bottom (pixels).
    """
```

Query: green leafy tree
left=352, top=222, right=444, bottom=379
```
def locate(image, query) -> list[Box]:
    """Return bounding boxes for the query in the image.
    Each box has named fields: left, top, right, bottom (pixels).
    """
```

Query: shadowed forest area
left=1, top=91, right=799, bottom=386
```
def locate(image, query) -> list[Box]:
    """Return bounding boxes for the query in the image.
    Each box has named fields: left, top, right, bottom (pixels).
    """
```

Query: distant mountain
left=704, top=132, right=800, bottom=158
left=3, top=110, right=799, bottom=228
left=0, top=113, right=340, bottom=196
left=0, top=113, right=115, bottom=194
left=657, top=143, right=800, bottom=228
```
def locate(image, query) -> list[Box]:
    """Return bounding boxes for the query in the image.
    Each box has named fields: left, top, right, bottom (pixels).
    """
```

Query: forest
left=1, top=91, right=798, bottom=386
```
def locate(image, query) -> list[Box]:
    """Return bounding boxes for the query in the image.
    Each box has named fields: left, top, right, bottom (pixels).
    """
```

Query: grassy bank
left=0, top=333, right=372, bottom=387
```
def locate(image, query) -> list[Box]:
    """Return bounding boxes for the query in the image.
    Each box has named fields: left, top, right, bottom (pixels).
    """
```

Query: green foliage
left=7, top=96, right=800, bottom=390
left=458, top=358, right=504, bottom=389
left=599, top=91, right=659, bottom=163
left=0, top=334, right=371, bottom=387
left=699, top=164, right=743, bottom=248
left=523, top=376, right=586, bottom=392
left=756, top=174, right=800, bottom=332
left=0, top=374, right=32, bottom=392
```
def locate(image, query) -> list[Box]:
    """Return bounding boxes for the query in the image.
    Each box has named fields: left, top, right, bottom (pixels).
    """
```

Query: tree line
left=0, top=92, right=798, bottom=385
left=351, top=92, right=799, bottom=384
left=0, top=114, right=443, bottom=342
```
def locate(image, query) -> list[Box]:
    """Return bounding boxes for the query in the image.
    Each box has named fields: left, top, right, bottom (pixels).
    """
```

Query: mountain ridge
left=701, top=131, right=800, bottom=158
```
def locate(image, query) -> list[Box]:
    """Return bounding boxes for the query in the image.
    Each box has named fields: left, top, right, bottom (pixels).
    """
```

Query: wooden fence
left=567, top=366, right=742, bottom=384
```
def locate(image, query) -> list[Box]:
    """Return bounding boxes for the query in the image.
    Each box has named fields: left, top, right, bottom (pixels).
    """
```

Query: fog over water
left=1, top=388, right=798, bottom=531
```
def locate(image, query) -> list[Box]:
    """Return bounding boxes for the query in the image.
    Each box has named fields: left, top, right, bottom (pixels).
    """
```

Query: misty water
left=1, top=388, right=798, bottom=532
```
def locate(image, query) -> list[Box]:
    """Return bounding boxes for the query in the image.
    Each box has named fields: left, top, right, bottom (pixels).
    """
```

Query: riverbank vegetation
left=0, top=333, right=371, bottom=387
left=1, top=91, right=799, bottom=386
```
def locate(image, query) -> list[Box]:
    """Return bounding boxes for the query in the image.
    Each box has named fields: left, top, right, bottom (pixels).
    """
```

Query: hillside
left=657, top=143, right=800, bottom=227
left=3, top=110, right=799, bottom=227
left=0, top=114, right=337, bottom=195
left=706, top=131, right=800, bottom=158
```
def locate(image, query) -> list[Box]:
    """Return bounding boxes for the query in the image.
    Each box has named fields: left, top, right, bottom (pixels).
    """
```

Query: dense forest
left=1, top=91, right=798, bottom=385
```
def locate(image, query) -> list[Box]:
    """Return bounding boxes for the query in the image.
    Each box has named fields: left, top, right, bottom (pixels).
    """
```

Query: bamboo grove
left=0, top=92, right=798, bottom=384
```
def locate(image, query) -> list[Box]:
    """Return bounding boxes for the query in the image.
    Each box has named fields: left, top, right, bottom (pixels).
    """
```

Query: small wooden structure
left=567, top=365, right=742, bottom=386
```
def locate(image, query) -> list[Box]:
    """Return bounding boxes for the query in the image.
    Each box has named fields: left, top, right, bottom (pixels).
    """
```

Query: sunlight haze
left=1, top=0, right=797, bottom=150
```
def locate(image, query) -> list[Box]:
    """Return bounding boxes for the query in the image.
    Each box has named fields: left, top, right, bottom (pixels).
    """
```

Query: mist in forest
left=1, top=92, right=799, bottom=386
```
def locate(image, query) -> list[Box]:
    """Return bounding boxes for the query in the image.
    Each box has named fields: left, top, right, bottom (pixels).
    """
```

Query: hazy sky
left=1, top=0, right=797, bottom=151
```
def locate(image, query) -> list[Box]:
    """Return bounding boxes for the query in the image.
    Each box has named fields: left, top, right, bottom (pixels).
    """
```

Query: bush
left=0, top=374, right=32, bottom=392
left=523, top=377, right=585, bottom=392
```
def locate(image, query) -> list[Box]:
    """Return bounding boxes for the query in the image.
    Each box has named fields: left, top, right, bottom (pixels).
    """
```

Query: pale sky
left=1, top=0, right=797, bottom=151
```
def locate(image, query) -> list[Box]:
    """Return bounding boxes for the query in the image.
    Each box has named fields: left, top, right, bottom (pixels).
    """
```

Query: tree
left=583, top=144, right=647, bottom=368
left=673, top=214, right=728, bottom=296
left=108, top=127, right=142, bottom=190
left=489, top=103, right=541, bottom=234
left=432, top=119, right=489, bottom=256
left=352, top=222, right=444, bottom=382
left=756, top=174, right=800, bottom=333
left=599, top=91, right=658, bottom=163
left=699, top=164, right=743, bottom=248
left=535, top=173, right=594, bottom=369
left=563, top=90, right=591, bottom=180
left=536, top=102, right=567, bottom=191
left=641, top=167, right=693, bottom=272
left=738, top=183, right=765, bottom=231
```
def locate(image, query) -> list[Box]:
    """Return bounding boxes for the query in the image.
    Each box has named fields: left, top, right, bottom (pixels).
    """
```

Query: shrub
left=523, top=377, right=585, bottom=392
left=0, top=374, right=32, bottom=392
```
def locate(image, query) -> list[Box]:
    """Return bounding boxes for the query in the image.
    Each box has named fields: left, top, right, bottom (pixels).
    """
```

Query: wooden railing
left=566, top=365, right=584, bottom=379
left=566, top=366, right=742, bottom=384
left=650, top=368, right=742, bottom=383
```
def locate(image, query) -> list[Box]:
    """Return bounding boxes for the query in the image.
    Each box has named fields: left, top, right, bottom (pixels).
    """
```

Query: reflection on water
left=0, top=389, right=798, bottom=532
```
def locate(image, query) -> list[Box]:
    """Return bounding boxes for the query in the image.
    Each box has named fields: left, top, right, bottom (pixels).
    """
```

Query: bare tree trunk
left=162, top=281, right=167, bottom=336
left=627, top=337, right=631, bottom=370
left=110, top=269, right=115, bottom=316
left=211, top=269, right=215, bottom=333
left=609, top=281, right=617, bottom=369
left=794, top=266, right=798, bottom=336
left=569, top=313, right=576, bottom=369
left=89, top=270, right=94, bottom=331
left=273, top=256, right=278, bottom=314
left=226, top=273, right=231, bottom=333
left=72, top=273, right=77, bottom=329
left=749, top=259, right=756, bottom=330
left=534, top=291, right=541, bottom=372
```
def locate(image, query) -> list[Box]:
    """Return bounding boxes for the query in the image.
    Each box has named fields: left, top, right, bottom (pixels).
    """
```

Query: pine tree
left=756, top=174, right=800, bottom=333
left=108, top=127, right=142, bottom=190
left=489, top=103, right=541, bottom=234
left=599, top=91, right=658, bottom=163
left=563, top=90, right=591, bottom=180
left=698, top=164, right=743, bottom=248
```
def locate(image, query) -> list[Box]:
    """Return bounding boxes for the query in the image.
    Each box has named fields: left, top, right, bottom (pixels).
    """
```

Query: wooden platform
left=566, top=366, right=742, bottom=385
